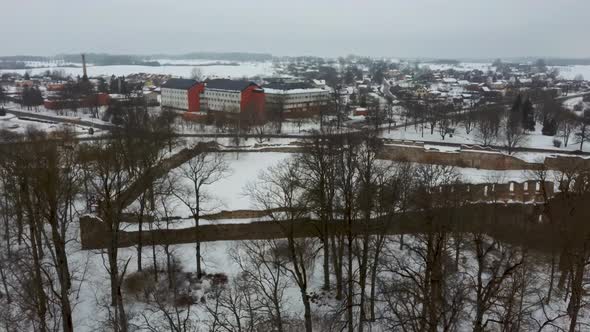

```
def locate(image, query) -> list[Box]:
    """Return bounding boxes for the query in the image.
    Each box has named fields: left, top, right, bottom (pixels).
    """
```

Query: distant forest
left=0, top=52, right=273, bottom=69
left=147, top=52, right=273, bottom=62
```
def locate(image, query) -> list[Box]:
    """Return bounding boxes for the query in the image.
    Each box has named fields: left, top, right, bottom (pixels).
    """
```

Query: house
left=143, top=90, right=159, bottom=106
left=414, top=86, right=429, bottom=98
left=202, top=79, right=265, bottom=114
left=354, top=107, right=368, bottom=116
left=161, top=78, right=204, bottom=113
left=312, top=79, right=327, bottom=88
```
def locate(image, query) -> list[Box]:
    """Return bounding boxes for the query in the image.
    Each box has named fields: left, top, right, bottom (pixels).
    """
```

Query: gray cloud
left=1, top=0, right=588, bottom=58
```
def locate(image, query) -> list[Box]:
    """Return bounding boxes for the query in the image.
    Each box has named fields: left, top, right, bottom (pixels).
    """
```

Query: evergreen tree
left=31, top=87, right=44, bottom=106
left=0, top=86, right=6, bottom=105
left=522, top=98, right=535, bottom=131
left=344, top=67, right=355, bottom=85
left=97, top=77, right=109, bottom=93
left=511, top=94, right=522, bottom=113
left=510, top=94, right=523, bottom=128
left=109, top=75, right=117, bottom=93
left=542, top=118, right=558, bottom=136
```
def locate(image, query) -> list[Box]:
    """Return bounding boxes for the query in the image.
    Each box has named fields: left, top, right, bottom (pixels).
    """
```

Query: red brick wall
left=187, top=83, right=205, bottom=113
left=240, top=85, right=265, bottom=114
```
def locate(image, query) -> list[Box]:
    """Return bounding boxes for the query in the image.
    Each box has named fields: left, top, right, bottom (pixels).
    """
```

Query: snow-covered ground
left=380, top=120, right=590, bottom=153
left=0, top=60, right=276, bottom=79
left=416, top=61, right=590, bottom=82
left=119, top=150, right=543, bottom=232
left=552, top=65, right=590, bottom=80
left=163, top=152, right=290, bottom=221
left=0, top=111, right=102, bottom=136
left=418, top=62, right=494, bottom=72
left=63, top=148, right=583, bottom=331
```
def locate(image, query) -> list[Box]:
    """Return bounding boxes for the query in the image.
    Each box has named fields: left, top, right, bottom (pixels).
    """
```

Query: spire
left=81, top=53, right=88, bottom=81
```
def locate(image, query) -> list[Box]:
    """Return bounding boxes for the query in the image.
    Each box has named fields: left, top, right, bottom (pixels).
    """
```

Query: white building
left=160, top=78, right=202, bottom=112
left=264, top=82, right=331, bottom=115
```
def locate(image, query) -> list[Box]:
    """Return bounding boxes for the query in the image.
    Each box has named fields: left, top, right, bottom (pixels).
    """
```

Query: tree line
left=0, top=109, right=590, bottom=331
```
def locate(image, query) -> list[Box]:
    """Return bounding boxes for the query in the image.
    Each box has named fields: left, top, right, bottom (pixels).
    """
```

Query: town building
left=263, top=81, right=331, bottom=117
left=202, top=79, right=265, bottom=114
left=143, top=90, right=160, bottom=106
left=161, top=78, right=204, bottom=112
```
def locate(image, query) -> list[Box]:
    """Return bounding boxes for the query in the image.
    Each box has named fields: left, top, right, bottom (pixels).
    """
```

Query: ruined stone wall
left=545, top=155, right=590, bottom=170
left=378, top=143, right=536, bottom=170
left=432, top=180, right=554, bottom=203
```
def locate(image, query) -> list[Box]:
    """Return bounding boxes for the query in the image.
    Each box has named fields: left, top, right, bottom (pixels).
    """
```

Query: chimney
left=81, top=53, right=88, bottom=80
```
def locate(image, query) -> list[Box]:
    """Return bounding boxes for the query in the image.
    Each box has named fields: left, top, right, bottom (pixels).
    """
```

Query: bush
left=553, top=139, right=562, bottom=148
left=123, top=267, right=157, bottom=298
left=206, top=273, right=229, bottom=286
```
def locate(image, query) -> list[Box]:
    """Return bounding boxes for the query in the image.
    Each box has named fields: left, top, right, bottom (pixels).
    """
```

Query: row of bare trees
left=1, top=110, right=590, bottom=331
left=400, top=93, right=590, bottom=154
left=200, top=131, right=590, bottom=332
left=0, top=127, right=82, bottom=331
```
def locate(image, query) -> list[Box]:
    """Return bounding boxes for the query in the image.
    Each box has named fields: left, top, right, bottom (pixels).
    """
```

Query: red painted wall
left=187, top=83, right=205, bottom=113
left=240, top=85, right=265, bottom=114
left=44, top=93, right=110, bottom=110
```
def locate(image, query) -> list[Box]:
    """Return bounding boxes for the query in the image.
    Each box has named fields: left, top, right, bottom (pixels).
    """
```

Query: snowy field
left=12, top=147, right=580, bottom=332
left=157, top=152, right=290, bottom=221
left=0, top=112, right=102, bottom=136
left=0, top=60, right=276, bottom=79
left=418, top=62, right=494, bottom=72
left=380, top=121, right=590, bottom=153
left=552, top=65, right=590, bottom=80
left=417, top=61, right=590, bottom=81
left=78, top=150, right=555, bottom=331
left=120, top=150, right=540, bottom=232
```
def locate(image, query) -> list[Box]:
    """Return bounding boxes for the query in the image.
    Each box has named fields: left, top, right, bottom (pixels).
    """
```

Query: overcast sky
left=1, top=0, right=588, bottom=58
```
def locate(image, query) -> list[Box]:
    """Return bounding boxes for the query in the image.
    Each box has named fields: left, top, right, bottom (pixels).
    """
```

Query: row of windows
left=162, top=89, right=187, bottom=96
left=207, top=91, right=239, bottom=98
left=206, top=98, right=240, bottom=104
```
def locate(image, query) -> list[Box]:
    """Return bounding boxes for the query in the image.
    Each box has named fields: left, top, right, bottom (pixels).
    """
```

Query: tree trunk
left=302, top=289, right=313, bottom=332
left=357, top=235, right=370, bottom=332
left=547, top=251, right=556, bottom=304
left=137, top=199, right=144, bottom=271
left=568, top=255, right=585, bottom=332
left=0, top=264, right=10, bottom=304
left=195, top=199, right=202, bottom=278
left=347, top=235, right=354, bottom=332
left=331, top=234, right=343, bottom=300
left=30, top=222, right=48, bottom=332
left=322, top=220, right=330, bottom=290
left=108, top=244, right=119, bottom=307
left=50, top=219, right=74, bottom=332
left=369, top=235, right=384, bottom=321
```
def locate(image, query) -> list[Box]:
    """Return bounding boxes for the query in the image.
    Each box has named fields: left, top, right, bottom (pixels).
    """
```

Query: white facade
left=161, top=87, right=189, bottom=110
left=265, top=88, right=331, bottom=113
left=203, top=89, right=241, bottom=113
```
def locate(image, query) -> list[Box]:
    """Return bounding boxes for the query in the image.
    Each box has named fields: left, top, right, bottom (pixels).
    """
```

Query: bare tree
left=174, top=151, right=230, bottom=278
left=247, top=159, right=316, bottom=332
left=231, top=240, right=290, bottom=332
left=475, top=105, right=502, bottom=146
left=205, top=274, right=260, bottom=332
left=190, top=67, right=203, bottom=81
left=558, top=110, right=578, bottom=147
left=502, top=112, right=528, bottom=154
left=574, top=110, right=590, bottom=150
left=469, top=234, right=525, bottom=332
left=297, top=134, right=338, bottom=291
